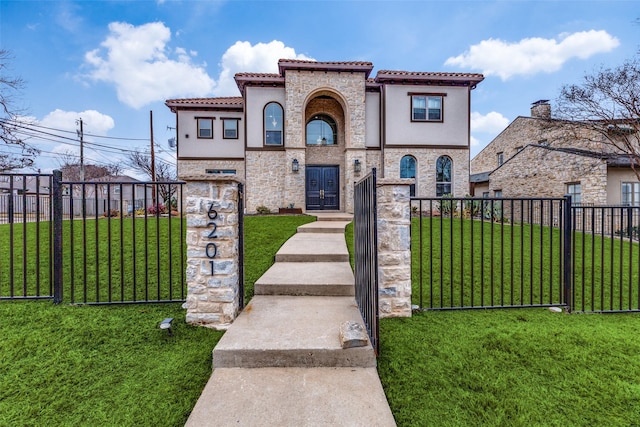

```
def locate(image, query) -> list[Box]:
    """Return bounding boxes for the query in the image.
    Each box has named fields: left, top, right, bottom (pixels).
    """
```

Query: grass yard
left=0, top=214, right=311, bottom=426
left=411, top=217, right=640, bottom=312
left=347, top=221, right=640, bottom=426
left=378, top=310, right=640, bottom=426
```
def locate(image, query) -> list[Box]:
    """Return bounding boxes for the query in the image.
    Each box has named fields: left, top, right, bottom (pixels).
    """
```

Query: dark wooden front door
left=306, top=166, right=339, bottom=210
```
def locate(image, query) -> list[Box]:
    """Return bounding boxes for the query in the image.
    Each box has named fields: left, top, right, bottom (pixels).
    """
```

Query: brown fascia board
left=277, top=60, right=374, bottom=79
left=375, top=70, right=485, bottom=88
left=234, top=73, right=284, bottom=96
left=165, top=98, right=244, bottom=113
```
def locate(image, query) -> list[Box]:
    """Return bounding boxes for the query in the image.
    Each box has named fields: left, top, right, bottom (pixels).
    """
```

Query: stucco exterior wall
left=365, top=92, right=380, bottom=148
left=384, top=85, right=470, bottom=147
left=384, top=148, right=470, bottom=197
left=606, top=168, right=640, bottom=205
left=177, top=111, right=244, bottom=159
left=245, top=87, right=286, bottom=149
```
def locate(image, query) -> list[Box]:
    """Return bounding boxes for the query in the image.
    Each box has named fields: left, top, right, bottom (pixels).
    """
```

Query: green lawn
left=347, top=221, right=640, bottom=426
left=411, top=217, right=640, bottom=312
left=0, top=214, right=311, bottom=427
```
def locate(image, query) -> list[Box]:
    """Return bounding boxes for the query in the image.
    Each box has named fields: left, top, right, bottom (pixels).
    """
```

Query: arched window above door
left=306, top=114, right=337, bottom=145
left=400, top=155, right=416, bottom=197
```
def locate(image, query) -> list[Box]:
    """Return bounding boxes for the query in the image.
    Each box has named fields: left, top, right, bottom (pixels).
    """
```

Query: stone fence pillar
left=183, top=176, right=243, bottom=330
left=377, top=178, right=412, bottom=318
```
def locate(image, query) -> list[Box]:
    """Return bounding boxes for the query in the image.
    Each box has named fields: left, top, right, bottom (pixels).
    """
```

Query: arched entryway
left=304, top=94, right=346, bottom=211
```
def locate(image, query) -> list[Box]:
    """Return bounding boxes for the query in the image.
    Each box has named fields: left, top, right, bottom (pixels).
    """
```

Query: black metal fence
left=0, top=174, right=54, bottom=299
left=1, top=171, right=186, bottom=304
left=353, top=168, right=379, bottom=355
left=411, top=196, right=640, bottom=314
left=571, top=205, right=640, bottom=312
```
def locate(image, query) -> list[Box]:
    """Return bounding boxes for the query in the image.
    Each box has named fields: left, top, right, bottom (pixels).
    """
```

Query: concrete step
left=297, top=220, right=351, bottom=234
left=212, top=296, right=375, bottom=368
left=313, top=212, right=353, bottom=222
left=255, top=262, right=355, bottom=296
left=186, top=367, right=397, bottom=426
left=275, top=233, right=349, bottom=263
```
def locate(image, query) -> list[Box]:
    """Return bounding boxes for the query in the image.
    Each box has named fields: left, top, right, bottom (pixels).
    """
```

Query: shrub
left=148, top=204, right=167, bottom=215
left=256, top=205, right=271, bottom=215
left=103, top=209, right=119, bottom=218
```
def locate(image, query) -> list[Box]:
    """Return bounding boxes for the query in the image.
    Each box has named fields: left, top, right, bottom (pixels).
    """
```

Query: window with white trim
left=566, top=182, right=582, bottom=205
left=622, top=182, right=640, bottom=206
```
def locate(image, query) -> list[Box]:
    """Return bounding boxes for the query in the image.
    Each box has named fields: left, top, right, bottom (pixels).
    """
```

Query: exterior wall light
left=354, top=159, right=362, bottom=174
left=292, top=159, right=299, bottom=172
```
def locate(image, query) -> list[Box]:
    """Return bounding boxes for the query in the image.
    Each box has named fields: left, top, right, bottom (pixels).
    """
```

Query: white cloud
left=40, top=109, right=115, bottom=135
left=83, top=22, right=215, bottom=109
left=215, top=40, right=314, bottom=96
left=470, top=135, right=481, bottom=147
left=471, top=111, right=509, bottom=133
left=445, top=30, right=619, bottom=80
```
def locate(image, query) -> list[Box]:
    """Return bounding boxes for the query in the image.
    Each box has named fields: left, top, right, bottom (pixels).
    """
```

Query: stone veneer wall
left=376, top=178, right=412, bottom=318
left=245, top=150, right=287, bottom=213
left=490, top=146, right=608, bottom=204
left=178, top=159, right=245, bottom=179
left=384, top=148, right=470, bottom=197
left=183, top=177, right=242, bottom=329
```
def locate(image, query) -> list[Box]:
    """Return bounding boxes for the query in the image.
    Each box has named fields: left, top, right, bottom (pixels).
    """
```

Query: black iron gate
left=1, top=171, right=186, bottom=304
left=353, top=168, right=379, bottom=355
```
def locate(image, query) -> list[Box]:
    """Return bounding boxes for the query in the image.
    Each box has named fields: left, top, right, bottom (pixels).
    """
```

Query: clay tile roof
left=277, top=59, right=374, bottom=78
left=165, top=97, right=244, bottom=111
left=375, top=70, right=484, bottom=87
left=234, top=72, right=281, bottom=78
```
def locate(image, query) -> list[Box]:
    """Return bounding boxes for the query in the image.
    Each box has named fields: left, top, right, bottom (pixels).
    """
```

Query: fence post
left=52, top=170, right=63, bottom=304
left=563, top=194, right=572, bottom=312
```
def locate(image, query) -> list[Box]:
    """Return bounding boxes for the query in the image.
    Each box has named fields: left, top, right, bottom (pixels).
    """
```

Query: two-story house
left=471, top=100, right=640, bottom=206
left=166, top=59, right=483, bottom=213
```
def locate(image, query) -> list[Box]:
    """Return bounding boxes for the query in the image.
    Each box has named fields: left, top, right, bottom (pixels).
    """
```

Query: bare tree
left=0, top=49, right=39, bottom=172
left=554, top=56, right=640, bottom=177
left=125, top=149, right=177, bottom=205
left=57, top=150, right=124, bottom=181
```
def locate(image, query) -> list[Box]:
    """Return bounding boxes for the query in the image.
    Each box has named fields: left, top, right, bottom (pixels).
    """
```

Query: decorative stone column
left=183, top=175, right=243, bottom=330
left=377, top=178, right=413, bottom=318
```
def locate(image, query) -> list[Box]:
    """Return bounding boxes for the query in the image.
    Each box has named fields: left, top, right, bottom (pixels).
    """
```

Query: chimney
left=531, top=100, right=551, bottom=119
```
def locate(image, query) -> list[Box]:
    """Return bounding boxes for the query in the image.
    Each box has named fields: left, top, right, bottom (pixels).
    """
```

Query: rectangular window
left=494, top=190, right=502, bottom=198
left=197, top=118, right=213, bottom=139
left=622, top=182, right=640, bottom=206
left=566, top=182, right=582, bottom=205
left=223, top=119, right=239, bottom=139
left=265, top=130, right=282, bottom=146
left=497, top=152, right=504, bottom=166
left=411, top=95, right=443, bottom=122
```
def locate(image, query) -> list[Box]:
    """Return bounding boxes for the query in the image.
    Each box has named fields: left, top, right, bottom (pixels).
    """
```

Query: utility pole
left=77, top=118, right=84, bottom=181
left=150, top=110, right=157, bottom=204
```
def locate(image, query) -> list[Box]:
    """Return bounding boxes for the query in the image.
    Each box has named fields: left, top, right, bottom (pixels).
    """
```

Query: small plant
left=103, top=209, right=119, bottom=218
left=134, top=208, right=145, bottom=216
left=256, top=205, right=271, bottom=215
left=148, top=204, right=167, bottom=215
left=462, top=195, right=481, bottom=218
left=288, top=203, right=295, bottom=209
left=438, top=194, right=457, bottom=216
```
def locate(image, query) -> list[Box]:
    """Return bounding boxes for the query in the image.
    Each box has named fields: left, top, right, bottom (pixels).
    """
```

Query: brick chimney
left=531, top=100, right=551, bottom=119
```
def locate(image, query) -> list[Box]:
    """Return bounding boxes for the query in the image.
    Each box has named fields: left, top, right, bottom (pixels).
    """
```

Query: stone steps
left=274, top=232, right=349, bottom=263
left=255, top=262, right=355, bottom=296
left=212, top=295, right=375, bottom=368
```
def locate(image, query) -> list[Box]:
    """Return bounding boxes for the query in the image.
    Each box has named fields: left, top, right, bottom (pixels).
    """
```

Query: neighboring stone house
left=166, top=59, right=483, bottom=214
left=471, top=100, right=640, bottom=206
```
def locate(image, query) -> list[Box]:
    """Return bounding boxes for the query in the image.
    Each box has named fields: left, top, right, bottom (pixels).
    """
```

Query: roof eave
left=278, top=61, right=374, bottom=79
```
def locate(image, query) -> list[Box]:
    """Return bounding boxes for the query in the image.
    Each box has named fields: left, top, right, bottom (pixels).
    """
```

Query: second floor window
left=223, top=119, right=239, bottom=139
left=197, top=118, right=213, bottom=139
left=497, top=152, right=504, bottom=166
left=412, top=95, right=442, bottom=122
left=264, top=102, right=283, bottom=146
left=306, top=114, right=337, bottom=145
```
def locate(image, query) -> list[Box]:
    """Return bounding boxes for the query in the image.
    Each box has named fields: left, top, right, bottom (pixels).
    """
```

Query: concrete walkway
left=186, top=213, right=396, bottom=426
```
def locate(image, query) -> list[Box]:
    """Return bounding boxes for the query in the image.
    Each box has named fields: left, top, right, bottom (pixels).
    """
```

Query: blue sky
left=1, top=0, right=638, bottom=176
